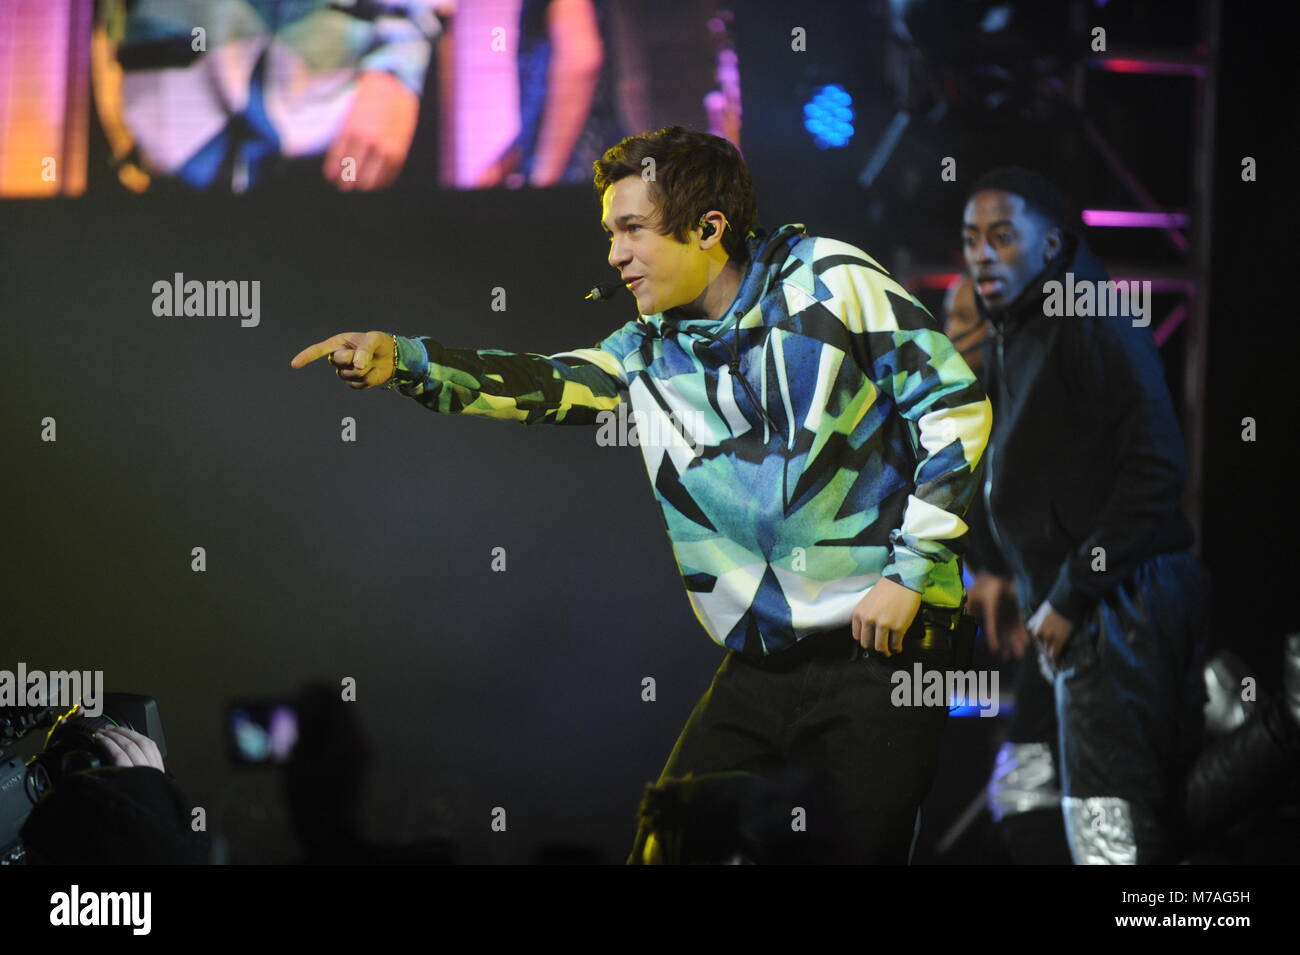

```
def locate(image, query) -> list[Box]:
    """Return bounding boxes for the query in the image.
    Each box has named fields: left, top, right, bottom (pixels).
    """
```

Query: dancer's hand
left=291, top=331, right=397, bottom=389
left=1026, top=600, right=1074, bottom=664
left=852, top=578, right=922, bottom=656
left=967, top=572, right=1030, bottom=659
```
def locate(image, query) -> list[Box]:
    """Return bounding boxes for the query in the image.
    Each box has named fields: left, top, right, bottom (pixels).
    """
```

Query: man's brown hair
left=593, top=126, right=758, bottom=263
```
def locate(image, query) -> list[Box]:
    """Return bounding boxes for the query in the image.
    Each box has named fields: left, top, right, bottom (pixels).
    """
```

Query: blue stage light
left=803, top=84, right=855, bottom=149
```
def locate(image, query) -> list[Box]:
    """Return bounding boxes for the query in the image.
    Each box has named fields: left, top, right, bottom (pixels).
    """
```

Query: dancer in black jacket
left=961, top=167, right=1211, bottom=863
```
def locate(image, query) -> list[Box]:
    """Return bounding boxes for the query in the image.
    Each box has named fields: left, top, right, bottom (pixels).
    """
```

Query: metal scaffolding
left=1070, top=0, right=1221, bottom=551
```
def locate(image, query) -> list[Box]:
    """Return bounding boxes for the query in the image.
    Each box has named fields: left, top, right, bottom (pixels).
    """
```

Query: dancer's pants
left=989, top=551, right=1211, bottom=864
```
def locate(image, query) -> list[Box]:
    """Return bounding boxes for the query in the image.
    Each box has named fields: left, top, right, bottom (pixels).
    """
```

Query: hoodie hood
left=650, top=223, right=809, bottom=336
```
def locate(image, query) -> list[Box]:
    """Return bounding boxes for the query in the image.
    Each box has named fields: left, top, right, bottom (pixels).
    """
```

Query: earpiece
left=700, top=219, right=717, bottom=240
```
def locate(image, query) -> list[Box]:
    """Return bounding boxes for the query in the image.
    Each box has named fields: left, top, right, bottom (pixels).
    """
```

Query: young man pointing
left=292, top=126, right=992, bottom=863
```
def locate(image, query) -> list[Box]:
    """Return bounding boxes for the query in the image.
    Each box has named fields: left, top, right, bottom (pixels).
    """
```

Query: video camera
left=0, top=693, right=166, bottom=864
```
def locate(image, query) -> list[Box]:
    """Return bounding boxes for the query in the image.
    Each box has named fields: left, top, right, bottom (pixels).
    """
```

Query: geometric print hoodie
left=390, top=224, right=992, bottom=656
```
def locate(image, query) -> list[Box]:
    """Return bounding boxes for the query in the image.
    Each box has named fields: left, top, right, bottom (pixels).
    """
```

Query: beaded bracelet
left=382, top=333, right=401, bottom=391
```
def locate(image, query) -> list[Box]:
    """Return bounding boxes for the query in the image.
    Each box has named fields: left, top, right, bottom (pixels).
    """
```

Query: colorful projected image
left=92, top=0, right=452, bottom=194
left=1, top=0, right=742, bottom=197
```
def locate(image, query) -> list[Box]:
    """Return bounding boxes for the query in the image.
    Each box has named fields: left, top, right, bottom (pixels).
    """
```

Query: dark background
left=3, top=1, right=1292, bottom=863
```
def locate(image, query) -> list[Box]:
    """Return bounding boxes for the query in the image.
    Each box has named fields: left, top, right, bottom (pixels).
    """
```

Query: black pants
left=627, top=614, right=957, bottom=864
left=990, top=552, right=1213, bottom=864
left=1048, top=551, right=1212, bottom=863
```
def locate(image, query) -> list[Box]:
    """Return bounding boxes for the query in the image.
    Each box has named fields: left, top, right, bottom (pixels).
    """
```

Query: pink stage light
left=1090, top=57, right=1207, bottom=77
left=1083, top=209, right=1189, bottom=228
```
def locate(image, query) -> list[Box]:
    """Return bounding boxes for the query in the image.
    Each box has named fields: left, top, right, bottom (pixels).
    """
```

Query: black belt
left=739, top=606, right=964, bottom=672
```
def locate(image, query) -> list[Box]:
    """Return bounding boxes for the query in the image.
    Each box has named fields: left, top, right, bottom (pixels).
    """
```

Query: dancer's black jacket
left=970, top=229, right=1195, bottom=622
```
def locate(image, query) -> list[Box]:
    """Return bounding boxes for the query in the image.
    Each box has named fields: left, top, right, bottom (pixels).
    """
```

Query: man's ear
left=698, top=213, right=727, bottom=247
left=1043, top=226, right=1063, bottom=263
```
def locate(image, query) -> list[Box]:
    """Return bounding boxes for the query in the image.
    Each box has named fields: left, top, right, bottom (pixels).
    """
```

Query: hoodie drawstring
left=659, top=225, right=803, bottom=442
left=692, top=324, right=782, bottom=439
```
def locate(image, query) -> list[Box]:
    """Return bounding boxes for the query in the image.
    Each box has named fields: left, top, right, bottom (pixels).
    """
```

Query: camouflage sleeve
left=389, top=332, right=628, bottom=426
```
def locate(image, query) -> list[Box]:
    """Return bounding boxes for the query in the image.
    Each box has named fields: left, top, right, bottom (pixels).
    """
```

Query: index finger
left=323, top=133, right=349, bottom=185
left=291, top=334, right=351, bottom=368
